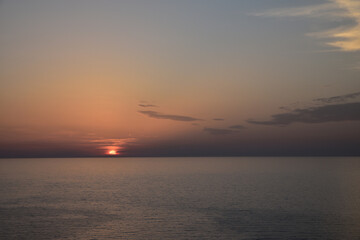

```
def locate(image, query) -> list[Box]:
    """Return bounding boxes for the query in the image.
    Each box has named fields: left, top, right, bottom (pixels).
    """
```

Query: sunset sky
left=0, top=0, right=359, bottom=157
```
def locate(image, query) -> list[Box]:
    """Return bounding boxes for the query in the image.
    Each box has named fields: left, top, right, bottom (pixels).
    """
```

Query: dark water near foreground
left=0, top=157, right=360, bottom=240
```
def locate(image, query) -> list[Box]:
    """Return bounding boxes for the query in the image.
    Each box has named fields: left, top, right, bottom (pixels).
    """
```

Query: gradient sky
left=0, top=0, right=359, bottom=157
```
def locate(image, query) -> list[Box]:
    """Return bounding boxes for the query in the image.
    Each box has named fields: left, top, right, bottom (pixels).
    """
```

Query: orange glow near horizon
left=107, top=150, right=118, bottom=155
left=101, top=145, right=123, bottom=156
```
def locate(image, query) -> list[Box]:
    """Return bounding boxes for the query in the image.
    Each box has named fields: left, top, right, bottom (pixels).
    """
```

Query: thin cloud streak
left=138, top=104, right=158, bottom=108
left=248, top=102, right=360, bottom=126
left=139, top=110, right=201, bottom=122
left=253, top=3, right=341, bottom=18
left=314, top=91, right=360, bottom=103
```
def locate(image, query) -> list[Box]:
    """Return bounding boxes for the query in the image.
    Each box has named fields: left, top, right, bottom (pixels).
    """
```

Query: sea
left=0, top=157, right=360, bottom=240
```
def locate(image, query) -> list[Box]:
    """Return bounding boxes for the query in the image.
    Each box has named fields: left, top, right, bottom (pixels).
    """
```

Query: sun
left=103, top=145, right=121, bottom=156
left=108, top=150, right=117, bottom=155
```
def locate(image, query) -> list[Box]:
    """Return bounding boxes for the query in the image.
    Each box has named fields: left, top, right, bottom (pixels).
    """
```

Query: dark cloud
left=229, top=125, right=245, bottom=129
left=139, top=110, right=201, bottom=122
left=138, top=104, right=158, bottom=108
left=121, top=130, right=360, bottom=157
left=213, top=118, right=225, bottom=121
left=248, top=102, right=360, bottom=126
left=314, top=92, right=360, bottom=104
left=0, top=141, right=103, bottom=158
left=204, top=128, right=236, bottom=135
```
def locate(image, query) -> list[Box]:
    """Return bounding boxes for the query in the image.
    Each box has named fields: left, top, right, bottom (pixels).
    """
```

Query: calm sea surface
left=0, top=157, right=360, bottom=239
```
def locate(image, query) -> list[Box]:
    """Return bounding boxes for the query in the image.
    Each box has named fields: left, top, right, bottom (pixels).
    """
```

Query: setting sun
left=108, top=150, right=117, bottom=155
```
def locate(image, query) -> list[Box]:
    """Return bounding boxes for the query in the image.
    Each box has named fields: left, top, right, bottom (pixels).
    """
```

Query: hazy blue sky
left=0, top=0, right=359, bottom=157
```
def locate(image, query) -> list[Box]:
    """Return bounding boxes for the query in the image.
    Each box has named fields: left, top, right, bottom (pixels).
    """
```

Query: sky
left=0, top=0, right=359, bottom=157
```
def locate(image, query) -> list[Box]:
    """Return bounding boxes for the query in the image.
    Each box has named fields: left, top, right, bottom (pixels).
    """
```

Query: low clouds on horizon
left=314, top=91, right=360, bottom=104
left=248, top=102, right=360, bottom=126
left=203, top=128, right=236, bottom=135
left=204, top=125, right=245, bottom=135
left=139, top=92, right=360, bottom=128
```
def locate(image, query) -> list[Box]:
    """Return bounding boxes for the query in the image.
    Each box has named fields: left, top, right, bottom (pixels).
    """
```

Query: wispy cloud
left=213, top=118, right=225, bottom=121
left=254, top=0, right=360, bottom=52
left=314, top=91, right=360, bottom=103
left=139, top=110, right=201, bottom=122
left=203, top=128, right=236, bottom=135
left=248, top=102, right=360, bottom=126
left=138, top=104, right=158, bottom=108
left=253, top=3, right=341, bottom=18
left=89, top=138, right=135, bottom=146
